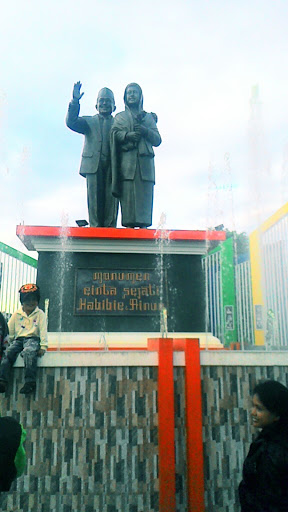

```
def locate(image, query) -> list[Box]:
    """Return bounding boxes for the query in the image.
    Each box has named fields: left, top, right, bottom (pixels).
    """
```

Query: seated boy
left=0, top=284, right=48, bottom=395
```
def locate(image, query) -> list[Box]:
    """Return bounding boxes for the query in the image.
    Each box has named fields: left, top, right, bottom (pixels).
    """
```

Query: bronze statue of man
left=111, top=83, right=161, bottom=228
left=66, top=82, right=118, bottom=227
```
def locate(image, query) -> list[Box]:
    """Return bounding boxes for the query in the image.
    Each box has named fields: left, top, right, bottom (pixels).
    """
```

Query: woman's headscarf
left=124, top=83, right=143, bottom=112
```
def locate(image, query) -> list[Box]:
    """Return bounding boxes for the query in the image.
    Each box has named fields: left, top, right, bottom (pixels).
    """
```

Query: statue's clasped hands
left=126, top=123, right=147, bottom=143
left=126, top=131, right=141, bottom=143
left=135, top=123, right=148, bottom=138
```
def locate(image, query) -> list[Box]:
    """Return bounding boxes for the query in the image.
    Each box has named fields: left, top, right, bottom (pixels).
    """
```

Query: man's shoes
left=19, top=382, right=36, bottom=394
left=0, top=380, right=7, bottom=393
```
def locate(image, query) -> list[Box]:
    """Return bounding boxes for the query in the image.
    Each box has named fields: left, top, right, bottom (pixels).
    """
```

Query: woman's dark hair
left=19, top=284, right=40, bottom=305
left=253, top=380, right=288, bottom=423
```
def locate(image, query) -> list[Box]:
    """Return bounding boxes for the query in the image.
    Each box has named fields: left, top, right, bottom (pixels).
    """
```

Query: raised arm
left=73, top=81, right=84, bottom=101
left=66, top=82, right=89, bottom=135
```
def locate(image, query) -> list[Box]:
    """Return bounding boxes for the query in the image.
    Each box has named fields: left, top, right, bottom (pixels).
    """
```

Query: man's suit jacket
left=66, top=99, right=113, bottom=177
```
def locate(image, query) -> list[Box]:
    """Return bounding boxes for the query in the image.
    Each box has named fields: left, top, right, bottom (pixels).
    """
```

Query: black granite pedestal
left=17, top=226, right=225, bottom=334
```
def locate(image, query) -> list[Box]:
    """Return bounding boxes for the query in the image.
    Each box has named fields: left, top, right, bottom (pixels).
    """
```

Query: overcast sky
left=1, top=0, right=288, bottom=257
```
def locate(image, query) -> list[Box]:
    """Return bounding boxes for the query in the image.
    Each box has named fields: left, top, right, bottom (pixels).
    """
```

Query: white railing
left=235, top=259, right=254, bottom=346
left=262, top=216, right=288, bottom=347
left=202, top=251, right=224, bottom=343
left=0, top=242, right=37, bottom=317
left=203, top=248, right=254, bottom=347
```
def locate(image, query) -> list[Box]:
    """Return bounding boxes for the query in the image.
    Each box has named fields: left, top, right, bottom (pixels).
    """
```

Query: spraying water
left=154, top=213, right=170, bottom=337
left=57, top=211, right=72, bottom=350
left=98, top=332, right=109, bottom=352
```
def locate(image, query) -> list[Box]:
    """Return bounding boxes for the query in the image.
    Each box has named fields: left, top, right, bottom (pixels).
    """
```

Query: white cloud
left=1, top=0, right=288, bottom=254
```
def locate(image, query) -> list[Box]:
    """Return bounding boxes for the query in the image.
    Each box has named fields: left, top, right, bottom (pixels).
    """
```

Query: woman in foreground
left=239, top=380, right=288, bottom=511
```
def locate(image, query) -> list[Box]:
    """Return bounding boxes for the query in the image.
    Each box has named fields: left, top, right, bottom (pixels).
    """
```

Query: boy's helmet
left=19, top=284, right=40, bottom=304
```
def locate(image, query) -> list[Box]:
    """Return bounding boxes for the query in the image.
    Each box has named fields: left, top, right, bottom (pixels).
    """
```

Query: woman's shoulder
left=265, top=430, right=288, bottom=467
left=142, top=112, right=158, bottom=128
left=112, top=111, right=130, bottom=127
left=114, top=111, right=128, bottom=120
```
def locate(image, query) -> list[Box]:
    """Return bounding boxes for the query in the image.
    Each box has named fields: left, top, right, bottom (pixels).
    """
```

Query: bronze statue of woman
left=111, top=83, right=161, bottom=228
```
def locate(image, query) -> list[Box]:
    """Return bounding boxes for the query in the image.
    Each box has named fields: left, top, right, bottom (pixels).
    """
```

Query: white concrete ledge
left=46, top=332, right=223, bottom=350
left=200, top=350, right=288, bottom=366
left=14, top=351, right=159, bottom=367
left=12, top=350, right=288, bottom=368
left=29, top=237, right=207, bottom=255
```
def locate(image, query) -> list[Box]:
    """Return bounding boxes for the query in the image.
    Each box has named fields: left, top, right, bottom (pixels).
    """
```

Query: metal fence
left=249, top=202, right=288, bottom=348
left=203, top=250, right=223, bottom=342
left=203, top=239, right=254, bottom=347
left=0, top=241, right=37, bottom=317
left=262, top=215, right=288, bottom=347
left=204, top=207, right=288, bottom=349
left=235, top=259, right=254, bottom=346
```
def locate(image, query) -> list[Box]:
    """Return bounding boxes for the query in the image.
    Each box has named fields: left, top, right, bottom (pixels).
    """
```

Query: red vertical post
left=148, top=338, right=176, bottom=512
left=184, top=338, right=205, bottom=512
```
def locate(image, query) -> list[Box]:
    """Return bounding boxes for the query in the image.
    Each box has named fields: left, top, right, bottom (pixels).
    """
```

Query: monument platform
left=46, top=330, right=223, bottom=350
left=17, top=225, right=226, bottom=339
left=17, top=225, right=225, bottom=253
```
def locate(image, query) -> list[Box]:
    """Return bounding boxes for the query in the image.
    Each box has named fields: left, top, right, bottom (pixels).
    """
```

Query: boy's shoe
left=19, top=382, right=36, bottom=394
left=0, top=380, right=7, bottom=393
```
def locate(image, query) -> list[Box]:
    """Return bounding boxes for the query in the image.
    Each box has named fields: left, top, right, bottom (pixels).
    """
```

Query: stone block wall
left=1, top=360, right=287, bottom=511
left=0, top=366, right=186, bottom=512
